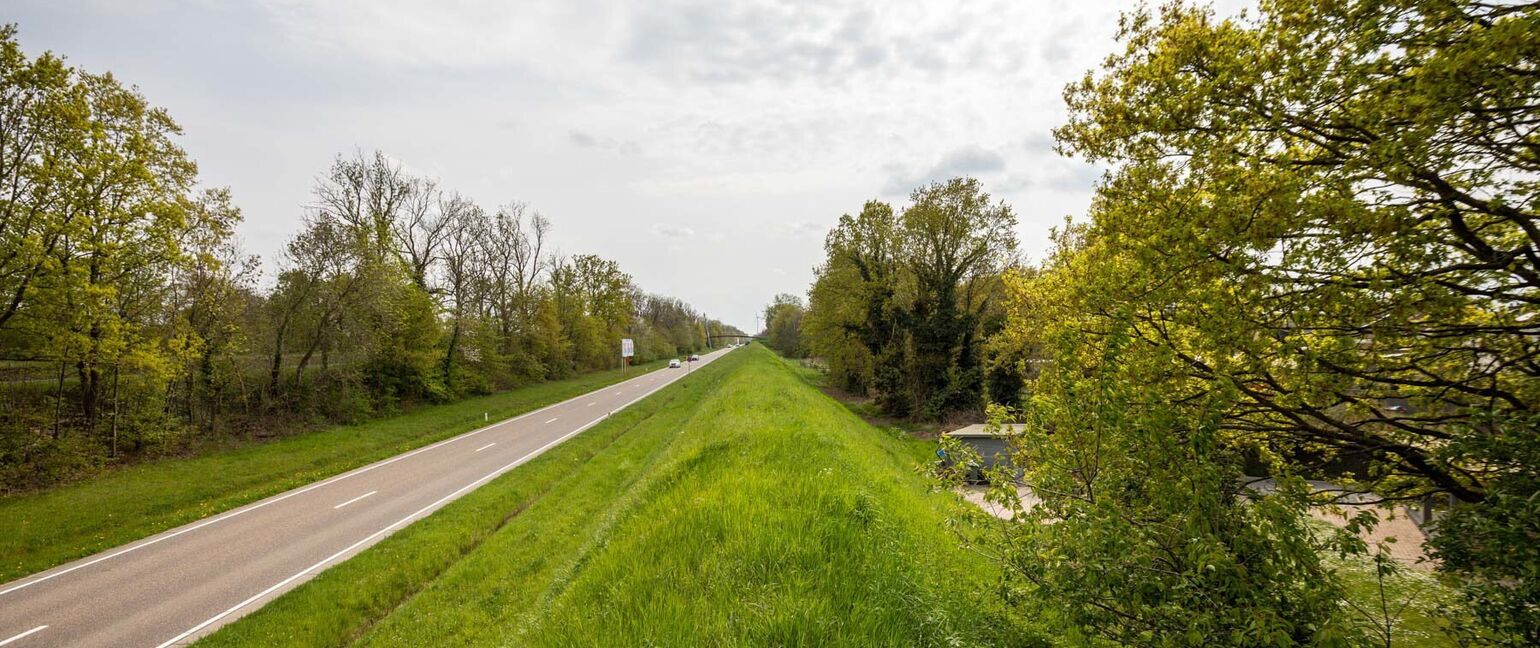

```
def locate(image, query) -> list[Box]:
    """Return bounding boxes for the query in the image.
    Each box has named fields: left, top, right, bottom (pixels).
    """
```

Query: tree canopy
left=801, top=178, right=1019, bottom=418
left=984, top=0, right=1540, bottom=643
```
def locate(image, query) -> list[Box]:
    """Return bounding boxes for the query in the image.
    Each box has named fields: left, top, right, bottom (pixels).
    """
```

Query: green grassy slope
left=200, top=345, right=1039, bottom=647
left=0, top=360, right=668, bottom=584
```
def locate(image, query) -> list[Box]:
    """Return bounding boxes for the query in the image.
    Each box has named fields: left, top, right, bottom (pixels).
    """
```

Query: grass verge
left=200, top=345, right=1039, bottom=647
left=0, top=360, right=668, bottom=584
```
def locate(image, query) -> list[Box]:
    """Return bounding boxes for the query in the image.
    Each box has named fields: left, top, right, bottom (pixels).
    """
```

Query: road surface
left=0, top=348, right=731, bottom=647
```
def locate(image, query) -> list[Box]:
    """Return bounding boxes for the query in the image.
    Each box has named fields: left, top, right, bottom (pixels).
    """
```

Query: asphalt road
left=0, top=347, right=732, bottom=648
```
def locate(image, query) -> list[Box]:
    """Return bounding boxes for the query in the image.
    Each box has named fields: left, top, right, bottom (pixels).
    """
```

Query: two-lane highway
left=0, top=347, right=732, bottom=647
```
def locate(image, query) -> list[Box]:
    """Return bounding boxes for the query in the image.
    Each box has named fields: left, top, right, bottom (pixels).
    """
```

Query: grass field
left=0, top=360, right=669, bottom=584
left=1327, top=543, right=1463, bottom=648
left=198, top=345, right=1040, bottom=647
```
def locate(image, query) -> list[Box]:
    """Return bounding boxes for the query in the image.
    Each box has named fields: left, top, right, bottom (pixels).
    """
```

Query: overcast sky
left=8, top=0, right=1248, bottom=332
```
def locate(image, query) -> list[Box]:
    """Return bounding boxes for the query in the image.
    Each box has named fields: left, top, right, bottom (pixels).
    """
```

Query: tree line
left=791, top=1, right=1539, bottom=644
left=0, top=26, right=737, bottom=490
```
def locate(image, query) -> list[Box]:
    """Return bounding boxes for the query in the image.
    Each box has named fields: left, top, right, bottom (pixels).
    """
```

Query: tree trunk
left=294, top=319, right=328, bottom=384
left=199, top=348, right=216, bottom=431
left=109, top=366, right=120, bottom=458
left=77, top=359, right=98, bottom=428
left=442, top=314, right=462, bottom=382
left=52, top=361, right=65, bottom=440
left=268, top=317, right=289, bottom=397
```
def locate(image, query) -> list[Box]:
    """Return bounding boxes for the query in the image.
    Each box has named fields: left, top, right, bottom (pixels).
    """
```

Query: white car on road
left=668, top=359, right=682, bottom=368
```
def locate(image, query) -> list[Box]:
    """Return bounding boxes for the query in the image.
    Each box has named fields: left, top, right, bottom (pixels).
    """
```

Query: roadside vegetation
left=0, top=358, right=666, bottom=584
left=200, top=345, right=1040, bottom=647
left=0, top=24, right=737, bottom=493
left=790, top=2, right=1538, bottom=644
left=2, top=0, right=1534, bottom=644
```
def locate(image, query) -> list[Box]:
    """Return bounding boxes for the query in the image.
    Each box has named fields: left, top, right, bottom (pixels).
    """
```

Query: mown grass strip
left=504, top=347, right=1039, bottom=647
left=197, top=351, right=742, bottom=647
left=0, top=360, right=669, bottom=584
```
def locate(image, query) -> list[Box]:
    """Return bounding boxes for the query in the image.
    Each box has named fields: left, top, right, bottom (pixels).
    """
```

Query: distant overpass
left=707, top=334, right=763, bottom=347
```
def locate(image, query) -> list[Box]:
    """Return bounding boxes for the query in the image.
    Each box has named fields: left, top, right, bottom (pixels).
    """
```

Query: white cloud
left=881, top=145, right=1007, bottom=195
left=652, top=223, right=696, bottom=239
left=8, top=0, right=1214, bottom=330
left=569, top=129, right=642, bottom=155
left=775, top=220, right=828, bottom=240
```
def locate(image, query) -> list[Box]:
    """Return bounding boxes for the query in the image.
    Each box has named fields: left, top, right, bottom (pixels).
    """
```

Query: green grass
left=1327, top=546, right=1463, bottom=647
left=0, top=360, right=669, bottom=584
left=199, top=345, right=1039, bottom=647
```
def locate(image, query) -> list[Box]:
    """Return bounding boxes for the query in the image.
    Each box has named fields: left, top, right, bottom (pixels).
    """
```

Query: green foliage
left=1429, top=479, right=1540, bottom=645
left=961, top=307, right=1366, bottom=646
left=802, top=178, right=1017, bottom=419
left=804, top=249, right=875, bottom=394
left=0, top=24, right=204, bottom=434
left=995, top=0, right=1540, bottom=643
left=762, top=292, right=806, bottom=356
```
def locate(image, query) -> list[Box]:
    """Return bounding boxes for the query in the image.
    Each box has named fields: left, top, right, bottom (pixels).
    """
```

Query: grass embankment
left=0, top=360, right=669, bottom=584
left=200, top=345, right=1037, bottom=647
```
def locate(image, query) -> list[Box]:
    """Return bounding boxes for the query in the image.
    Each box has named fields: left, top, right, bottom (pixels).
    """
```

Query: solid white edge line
left=155, top=357, right=709, bottom=648
left=0, top=626, right=46, bottom=646
left=474, top=442, right=496, bottom=453
left=0, top=359, right=686, bottom=599
left=331, top=491, right=377, bottom=510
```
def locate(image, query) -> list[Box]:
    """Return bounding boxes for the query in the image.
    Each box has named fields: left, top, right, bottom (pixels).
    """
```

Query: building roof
left=943, top=423, right=1023, bottom=438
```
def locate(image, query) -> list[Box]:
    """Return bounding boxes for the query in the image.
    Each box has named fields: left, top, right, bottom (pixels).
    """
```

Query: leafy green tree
left=897, top=178, right=1016, bottom=416
left=436, top=199, right=484, bottom=388
left=984, top=238, right=1365, bottom=647
left=36, top=69, right=202, bottom=426
left=272, top=213, right=364, bottom=389
left=170, top=188, right=257, bottom=430
left=547, top=254, right=631, bottom=375
left=0, top=24, right=80, bottom=338
left=1021, top=0, right=1540, bottom=642
left=761, top=292, right=805, bottom=357
left=804, top=204, right=889, bottom=394
left=803, top=179, right=1016, bottom=419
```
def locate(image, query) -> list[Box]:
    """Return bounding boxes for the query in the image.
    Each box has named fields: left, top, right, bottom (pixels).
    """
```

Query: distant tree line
left=0, top=26, right=737, bottom=490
